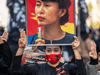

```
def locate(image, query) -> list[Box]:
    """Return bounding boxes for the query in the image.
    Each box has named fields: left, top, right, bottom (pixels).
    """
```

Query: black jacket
left=0, top=41, right=12, bottom=75
left=11, top=55, right=86, bottom=75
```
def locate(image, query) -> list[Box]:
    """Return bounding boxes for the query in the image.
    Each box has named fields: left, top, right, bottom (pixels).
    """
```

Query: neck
left=48, top=61, right=60, bottom=67
left=42, top=23, right=65, bottom=40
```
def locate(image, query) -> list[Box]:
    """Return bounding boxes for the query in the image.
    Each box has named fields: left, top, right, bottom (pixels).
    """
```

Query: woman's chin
left=38, top=23, right=46, bottom=26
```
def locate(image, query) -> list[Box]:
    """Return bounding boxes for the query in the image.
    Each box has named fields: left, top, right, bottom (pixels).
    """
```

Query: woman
left=28, top=0, right=74, bottom=45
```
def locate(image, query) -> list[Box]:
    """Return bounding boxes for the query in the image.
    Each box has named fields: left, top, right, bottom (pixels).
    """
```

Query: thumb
left=89, top=52, right=94, bottom=58
left=89, top=52, right=92, bottom=57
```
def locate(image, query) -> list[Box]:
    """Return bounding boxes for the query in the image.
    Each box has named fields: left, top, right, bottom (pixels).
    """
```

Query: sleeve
left=87, top=60, right=98, bottom=75
left=90, top=57, right=98, bottom=65
left=69, top=58, right=86, bottom=75
left=0, top=41, right=12, bottom=72
left=11, top=55, right=38, bottom=75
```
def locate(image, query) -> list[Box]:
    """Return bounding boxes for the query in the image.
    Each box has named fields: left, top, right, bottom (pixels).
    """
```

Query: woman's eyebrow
left=36, top=0, right=41, bottom=3
left=54, top=48, right=59, bottom=50
left=47, top=48, right=51, bottom=50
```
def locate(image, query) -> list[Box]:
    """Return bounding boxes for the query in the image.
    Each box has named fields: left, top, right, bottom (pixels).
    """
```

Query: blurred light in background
left=0, top=0, right=9, bottom=28
left=85, top=0, right=100, bottom=29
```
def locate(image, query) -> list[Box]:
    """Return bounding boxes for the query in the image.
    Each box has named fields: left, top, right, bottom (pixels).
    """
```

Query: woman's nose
left=39, top=5, right=44, bottom=14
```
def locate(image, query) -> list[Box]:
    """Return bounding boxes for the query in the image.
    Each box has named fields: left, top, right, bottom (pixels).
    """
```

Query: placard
left=26, top=0, right=75, bottom=46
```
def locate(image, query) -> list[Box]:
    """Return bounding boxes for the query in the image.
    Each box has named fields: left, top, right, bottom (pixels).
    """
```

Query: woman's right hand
left=0, top=36, right=3, bottom=44
left=18, top=30, right=27, bottom=48
left=0, top=31, right=9, bottom=44
left=16, top=30, right=27, bottom=56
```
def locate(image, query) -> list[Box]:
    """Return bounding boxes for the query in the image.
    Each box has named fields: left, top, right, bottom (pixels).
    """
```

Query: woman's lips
left=38, top=17, right=45, bottom=21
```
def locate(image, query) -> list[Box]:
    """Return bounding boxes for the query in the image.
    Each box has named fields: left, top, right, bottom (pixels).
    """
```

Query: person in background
left=98, top=52, right=100, bottom=75
left=0, top=31, right=12, bottom=75
left=87, top=41, right=98, bottom=75
left=96, top=29, right=100, bottom=53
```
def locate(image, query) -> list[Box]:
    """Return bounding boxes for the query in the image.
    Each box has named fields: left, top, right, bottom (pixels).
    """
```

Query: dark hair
left=44, top=46, right=63, bottom=50
left=41, top=0, right=71, bottom=25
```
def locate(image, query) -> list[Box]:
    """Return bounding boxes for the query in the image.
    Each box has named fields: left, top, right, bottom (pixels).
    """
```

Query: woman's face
left=35, top=0, right=62, bottom=26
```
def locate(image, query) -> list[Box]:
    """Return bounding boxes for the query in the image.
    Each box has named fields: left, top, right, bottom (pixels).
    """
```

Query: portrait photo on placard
left=26, top=0, right=75, bottom=46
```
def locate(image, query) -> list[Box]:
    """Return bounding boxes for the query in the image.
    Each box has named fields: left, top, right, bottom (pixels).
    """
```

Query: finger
left=5, top=32, right=9, bottom=40
left=89, top=52, right=93, bottom=57
left=93, top=42, right=96, bottom=51
left=89, top=54, right=94, bottom=58
left=2, top=32, right=9, bottom=40
left=89, top=50, right=95, bottom=56
left=74, top=40, right=77, bottom=43
left=0, top=36, right=3, bottom=43
left=23, top=31, right=26, bottom=38
left=20, top=39, right=25, bottom=44
left=1, top=36, right=6, bottom=41
left=20, top=29, right=24, bottom=38
left=19, top=39, right=22, bottom=44
left=20, top=30, right=22, bottom=38
left=91, top=42, right=96, bottom=52
left=20, top=30, right=26, bottom=38
left=73, top=47, right=77, bottom=49
left=74, top=36, right=79, bottom=41
left=2, top=31, right=8, bottom=36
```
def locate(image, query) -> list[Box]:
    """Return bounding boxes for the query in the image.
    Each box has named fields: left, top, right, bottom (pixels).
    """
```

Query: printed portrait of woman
left=27, top=0, right=75, bottom=46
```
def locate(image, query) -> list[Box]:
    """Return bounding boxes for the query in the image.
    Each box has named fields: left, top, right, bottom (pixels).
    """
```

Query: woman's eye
left=47, top=50, right=51, bottom=52
left=55, top=50, right=58, bottom=52
left=36, top=4, right=41, bottom=6
left=45, top=4, right=50, bottom=7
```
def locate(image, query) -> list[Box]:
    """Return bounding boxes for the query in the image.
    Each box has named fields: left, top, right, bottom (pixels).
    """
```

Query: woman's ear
left=60, top=9, right=66, bottom=17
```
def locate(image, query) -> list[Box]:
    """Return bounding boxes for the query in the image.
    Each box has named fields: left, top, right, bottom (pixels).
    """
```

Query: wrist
left=73, top=50, right=79, bottom=52
left=16, top=48, right=24, bottom=56
left=19, top=47, right=25, bottom=49
left=74, top=50, right=81, bottom=59
left=73, top=47, right=79, bottom=51
left=0, top=40, right=4, bottom=44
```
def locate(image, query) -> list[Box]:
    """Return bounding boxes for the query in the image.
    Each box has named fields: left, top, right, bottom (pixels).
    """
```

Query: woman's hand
left=1, top=31, right=9, bottom=42
left=16, top=30, right=27, bottom=56
left=71, top=36, right=80, bottom=51
left=18, top=30, right=27, bottom=48
left=71, top=36, right=81, bottom=59
left=0, top=31, right=9, bottom=44
left=89, top=42, right=97, bottom=60
left=0, top=36, right=3, bottom=44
